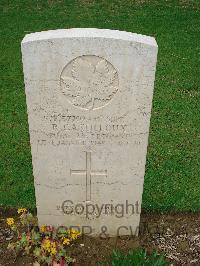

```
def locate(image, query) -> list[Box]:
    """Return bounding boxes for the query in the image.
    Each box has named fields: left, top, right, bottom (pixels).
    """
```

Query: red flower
left=59, top=258, right=65, bottom=266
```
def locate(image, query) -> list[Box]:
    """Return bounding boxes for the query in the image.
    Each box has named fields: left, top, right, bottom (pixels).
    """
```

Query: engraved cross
left=70, top=152, right=107, bottom=201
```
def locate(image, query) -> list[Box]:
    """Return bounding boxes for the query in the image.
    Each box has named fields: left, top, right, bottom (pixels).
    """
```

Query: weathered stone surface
left=21, top=28, right=158, bottom=236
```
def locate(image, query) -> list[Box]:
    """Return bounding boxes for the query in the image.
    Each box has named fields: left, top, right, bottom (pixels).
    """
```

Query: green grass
left=100, top=249, right=169, bottom=266
left=0, top=0, right=199, bottom=210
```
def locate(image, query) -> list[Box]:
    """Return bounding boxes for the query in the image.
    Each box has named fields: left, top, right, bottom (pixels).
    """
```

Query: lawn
left=0, top=0, right=199, bottom=211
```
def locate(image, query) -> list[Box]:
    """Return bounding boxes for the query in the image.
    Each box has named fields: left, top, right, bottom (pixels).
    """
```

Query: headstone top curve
left=21, top=28, right=157, bottom=47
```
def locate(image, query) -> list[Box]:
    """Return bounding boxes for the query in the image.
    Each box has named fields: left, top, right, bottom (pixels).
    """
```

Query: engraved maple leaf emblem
left=60, top=57, right=118, bottom=110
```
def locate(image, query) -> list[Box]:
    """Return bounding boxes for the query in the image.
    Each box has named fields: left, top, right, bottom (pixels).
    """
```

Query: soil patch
left=0, top=208, right=199, bottom=265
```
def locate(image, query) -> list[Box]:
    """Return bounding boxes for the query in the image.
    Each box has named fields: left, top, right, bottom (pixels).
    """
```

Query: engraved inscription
left=33, top=111, right=144, bottom=147
left=60, top=55, right=119, bottom=110
left=71, top=151, right=107, bottom=201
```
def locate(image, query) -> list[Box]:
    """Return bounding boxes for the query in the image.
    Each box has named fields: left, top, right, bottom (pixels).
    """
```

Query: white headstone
left=22, top=28, right=157, bottom=236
